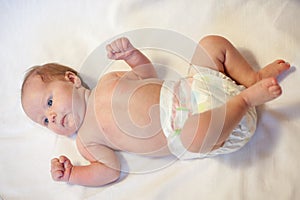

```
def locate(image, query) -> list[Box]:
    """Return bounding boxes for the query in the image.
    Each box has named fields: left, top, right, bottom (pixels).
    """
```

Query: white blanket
left=1, top=0, right=300, bottom=199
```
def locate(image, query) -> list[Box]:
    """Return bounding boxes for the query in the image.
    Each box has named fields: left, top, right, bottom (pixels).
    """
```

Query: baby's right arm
left=50, top=139, right=120, bottom=186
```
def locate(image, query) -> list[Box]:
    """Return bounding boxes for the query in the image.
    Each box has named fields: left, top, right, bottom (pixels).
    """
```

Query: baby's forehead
left=22, top=75, right=48, bottom=109
left=23, top=75, right=46, bottom=91
left=22, top=77, right=45, bottom=122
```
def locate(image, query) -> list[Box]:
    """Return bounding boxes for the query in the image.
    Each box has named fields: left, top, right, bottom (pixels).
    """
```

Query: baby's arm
left=106, top=37, right=157, bottom=79
left=51, top=140, right=120, bottom=186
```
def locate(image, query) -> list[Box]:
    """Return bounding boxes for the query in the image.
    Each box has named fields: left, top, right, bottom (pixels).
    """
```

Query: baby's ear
left=65, top=71, right=82, bottom=88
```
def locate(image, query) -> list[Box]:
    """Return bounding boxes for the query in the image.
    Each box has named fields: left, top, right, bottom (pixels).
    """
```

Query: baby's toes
left=269, top=85, right=282, bottom=97
left=278, top=61, right=290, bottom=72
left=261, top=77, right=282, bottom=97
left=262, top=77, right=277, bottom=87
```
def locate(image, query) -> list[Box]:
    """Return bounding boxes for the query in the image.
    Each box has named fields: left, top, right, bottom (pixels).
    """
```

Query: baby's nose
left=50, top=113, right=57, bottom=123
left=48, top=112, right=57, bottom=123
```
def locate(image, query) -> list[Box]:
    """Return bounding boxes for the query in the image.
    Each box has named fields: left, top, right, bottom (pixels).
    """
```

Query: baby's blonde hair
left=21, top=63, right=88, bottom=97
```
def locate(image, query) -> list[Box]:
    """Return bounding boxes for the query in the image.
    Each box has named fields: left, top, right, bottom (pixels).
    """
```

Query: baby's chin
left=66, top=113, right=82, bottom=134
left=53, top=113, right=83, bottom=136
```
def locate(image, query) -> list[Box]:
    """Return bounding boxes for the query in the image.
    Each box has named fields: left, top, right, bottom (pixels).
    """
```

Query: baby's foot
left=240, top=77, right=282, bottom=107
left=257, top=60, right=290, bottom=80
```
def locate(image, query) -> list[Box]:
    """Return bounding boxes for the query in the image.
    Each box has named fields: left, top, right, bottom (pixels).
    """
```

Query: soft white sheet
left=1, top=0, right=300, bottom=199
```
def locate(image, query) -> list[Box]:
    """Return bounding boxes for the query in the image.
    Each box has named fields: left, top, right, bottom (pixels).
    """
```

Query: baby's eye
left=47, top=98, right=53, bottom=107
left=44, top=118, right=49, bottom=126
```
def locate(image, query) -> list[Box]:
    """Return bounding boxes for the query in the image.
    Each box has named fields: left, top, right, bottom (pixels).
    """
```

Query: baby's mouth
left=61, top=115, right=66, bottom=127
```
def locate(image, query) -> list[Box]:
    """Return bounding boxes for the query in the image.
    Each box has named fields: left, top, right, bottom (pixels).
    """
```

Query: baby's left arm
left=106, top=37, right=157, bottom=79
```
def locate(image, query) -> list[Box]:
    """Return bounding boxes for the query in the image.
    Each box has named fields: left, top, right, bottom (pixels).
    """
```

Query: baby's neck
left=83, top=88, right=91, bottom=104
left=74, top=86, right=92, bottom=133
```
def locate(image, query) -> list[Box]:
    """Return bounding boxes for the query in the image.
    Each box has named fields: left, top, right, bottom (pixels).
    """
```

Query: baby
left=21, top=35, right=290, bottom=186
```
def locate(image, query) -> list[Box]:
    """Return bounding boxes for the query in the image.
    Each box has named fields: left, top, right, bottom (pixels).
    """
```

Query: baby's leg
left=239, top=77, right=282, bottom=107
left=180, top=77, right=281, bottom=153
left=192, top=35, right=290, bottom=87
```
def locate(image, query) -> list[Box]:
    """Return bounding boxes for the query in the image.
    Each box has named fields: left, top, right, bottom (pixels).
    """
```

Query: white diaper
left=159, top=65, right=257, bottom=160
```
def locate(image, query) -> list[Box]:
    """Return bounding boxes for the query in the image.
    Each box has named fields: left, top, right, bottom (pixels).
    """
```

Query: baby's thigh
left=179, top=112, right=225, bottom=154
left=193, top=36, right=231, bottom=71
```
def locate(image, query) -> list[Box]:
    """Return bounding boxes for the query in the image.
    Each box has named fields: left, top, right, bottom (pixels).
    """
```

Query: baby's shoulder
left=76, top=135, right=112, bottom=162
left=76, top=136, right=94, bottom=161
left=95, top=71, right=136, bottom=94
left=100, top=71, right=126, bottom=81
left=98, top=70, right=142, bottom=84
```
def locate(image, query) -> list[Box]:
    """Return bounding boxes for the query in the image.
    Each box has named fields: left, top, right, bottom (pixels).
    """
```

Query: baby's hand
left=50, top=155, right=73, bottom=183
left=106, top=37, right=136, bottom=60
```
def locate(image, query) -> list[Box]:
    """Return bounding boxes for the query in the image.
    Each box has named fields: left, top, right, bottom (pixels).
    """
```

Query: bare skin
left=22, top=36, right=290, bottom=186
left=181, top=36, right=290, bottom=152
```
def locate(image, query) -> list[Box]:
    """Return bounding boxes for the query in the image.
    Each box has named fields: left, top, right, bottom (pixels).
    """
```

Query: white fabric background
left=0, top=0, right=299, bottom=199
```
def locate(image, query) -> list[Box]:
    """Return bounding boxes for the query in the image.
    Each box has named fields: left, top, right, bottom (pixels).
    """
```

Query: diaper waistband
left=160, top=79, right=192, bottom=138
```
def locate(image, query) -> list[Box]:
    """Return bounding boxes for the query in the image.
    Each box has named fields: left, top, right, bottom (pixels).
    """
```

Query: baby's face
left=22, top=75, right=85, bottom=136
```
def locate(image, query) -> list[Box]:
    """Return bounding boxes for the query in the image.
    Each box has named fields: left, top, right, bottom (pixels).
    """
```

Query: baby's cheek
left=66, top=114, right=75, bottom=127
left=66, top=114, right=81, bottom=133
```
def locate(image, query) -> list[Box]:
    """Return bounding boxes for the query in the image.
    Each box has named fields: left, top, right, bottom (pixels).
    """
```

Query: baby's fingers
left=51, top=169, right=64, bottom=181
left=108, top=39, right=123, bottom=54
left=58, top=155, right=73, bottom=171
left=59, top=155, right=69, bottom=164
left=51, top=158, right=59, bottom=165
left=117, top=37, right=131, bottom=51
left=120, top=37, right=130, bottom=49
left=51, top=158, right=63, bottom=171
left=50, top=160, right=64, bottom=180
left=106, top=44, right=115, bottom=59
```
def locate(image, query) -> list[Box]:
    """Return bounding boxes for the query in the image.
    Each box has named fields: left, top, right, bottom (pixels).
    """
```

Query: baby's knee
left=199, top=35, right=230, bottom=48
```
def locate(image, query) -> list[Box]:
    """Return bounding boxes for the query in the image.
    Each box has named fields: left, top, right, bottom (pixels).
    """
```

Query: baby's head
left=21, top=63, right=89, bottom=136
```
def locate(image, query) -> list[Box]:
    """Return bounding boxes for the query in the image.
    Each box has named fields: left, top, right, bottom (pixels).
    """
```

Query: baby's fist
left=106, top=37, right=136, bottom=60
left=51, top=155, right=73, bottom=183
